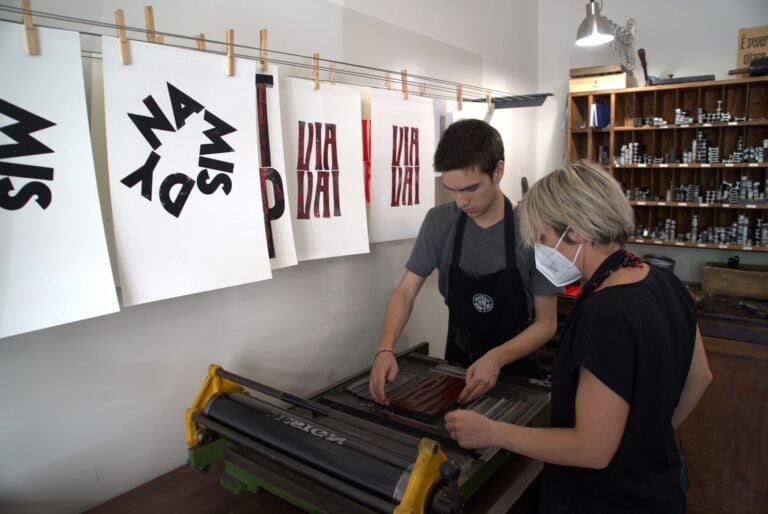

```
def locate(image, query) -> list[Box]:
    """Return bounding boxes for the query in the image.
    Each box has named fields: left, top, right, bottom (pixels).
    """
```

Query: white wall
left=330, top=0, right=542, bottom=201
left=535, top=0, right=768, bottom=281
left=0, top=1, right=539, bottom=512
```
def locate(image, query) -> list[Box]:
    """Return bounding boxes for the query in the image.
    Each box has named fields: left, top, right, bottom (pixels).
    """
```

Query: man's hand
left=457, top=350, right=501, bottom=404
left=444, top=409, right=497, bottom=449
left=369, top=351, right=399, bottom=404
left=370, top=271, right=425, bottom=404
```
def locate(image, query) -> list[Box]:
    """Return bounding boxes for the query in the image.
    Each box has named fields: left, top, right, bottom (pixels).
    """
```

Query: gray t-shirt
left=406, top=201, right=561, bottom=315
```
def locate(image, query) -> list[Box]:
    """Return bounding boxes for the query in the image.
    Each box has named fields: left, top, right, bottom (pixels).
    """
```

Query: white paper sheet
left=280, top=78, right=369, bottom=261
left=103, top=37, right=271, bottom=306
left=256, top=66, right=298, bottom=270
left=0, top=22, right=119, bottom=338
left=368, top=90, right=436, bottom=242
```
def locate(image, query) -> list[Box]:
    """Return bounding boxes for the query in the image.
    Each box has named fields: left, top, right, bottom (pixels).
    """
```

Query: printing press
left=185, top=343, right=551, bottom=513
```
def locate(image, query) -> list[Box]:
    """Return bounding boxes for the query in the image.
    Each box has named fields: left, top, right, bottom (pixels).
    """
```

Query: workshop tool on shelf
left=637, top=48, right=715, bottom=86
left=185, top=343, right=551, bottom=513
left=729, top=56, right=768, bottom=77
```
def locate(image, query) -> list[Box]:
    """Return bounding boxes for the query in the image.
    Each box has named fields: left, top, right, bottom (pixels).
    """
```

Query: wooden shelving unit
left=567, top=76, right=768, bottom=253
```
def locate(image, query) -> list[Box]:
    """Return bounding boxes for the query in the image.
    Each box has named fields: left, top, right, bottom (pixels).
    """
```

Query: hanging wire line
left=0, top=5, right=551, bottom=105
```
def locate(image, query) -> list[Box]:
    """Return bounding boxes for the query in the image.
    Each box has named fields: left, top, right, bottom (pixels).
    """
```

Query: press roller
left=185, top=364, right=462, bottom=514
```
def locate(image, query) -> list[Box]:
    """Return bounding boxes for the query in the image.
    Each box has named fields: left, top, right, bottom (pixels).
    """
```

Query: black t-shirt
left=541, top=266, right=696, bottom=514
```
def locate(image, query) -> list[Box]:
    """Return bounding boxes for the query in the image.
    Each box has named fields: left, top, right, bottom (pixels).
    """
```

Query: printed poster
left=368, top=90, right=435, bottom=242
left=0, top=22, right=119, bottom=338
left=362, top=119, right=371, bottom=203
left=103, top=37, right=272, bottom=306
left=280, top=78, right=369, bottom=261
left=255, top=66, right=297, bottom=270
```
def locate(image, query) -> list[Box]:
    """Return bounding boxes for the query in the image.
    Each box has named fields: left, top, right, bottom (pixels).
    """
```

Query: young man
left=369, top=119, right=560, bottom=405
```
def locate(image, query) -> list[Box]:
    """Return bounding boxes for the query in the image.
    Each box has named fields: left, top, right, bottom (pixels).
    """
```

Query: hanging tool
left=729, top=56, right=768, bottom=77
left=637, top=48, right=714, bottom=86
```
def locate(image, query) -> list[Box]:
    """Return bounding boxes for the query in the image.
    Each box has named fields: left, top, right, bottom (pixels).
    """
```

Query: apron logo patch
left=472, top=293, right=494, bottom=313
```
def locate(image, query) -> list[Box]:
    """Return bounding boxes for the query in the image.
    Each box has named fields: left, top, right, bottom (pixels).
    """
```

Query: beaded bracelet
left=374, top=348, right=395, bottom=359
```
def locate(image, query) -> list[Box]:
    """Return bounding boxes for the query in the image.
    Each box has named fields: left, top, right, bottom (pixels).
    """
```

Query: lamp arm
left=610, top=17, right=636, bottom=70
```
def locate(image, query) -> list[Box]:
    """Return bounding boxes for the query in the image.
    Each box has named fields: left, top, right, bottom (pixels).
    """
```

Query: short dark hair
left=433, top=119, right=504, bottom=177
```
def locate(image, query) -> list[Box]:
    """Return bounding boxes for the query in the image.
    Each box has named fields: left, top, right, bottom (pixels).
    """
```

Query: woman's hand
left=444, top=409, right=497, bottom=449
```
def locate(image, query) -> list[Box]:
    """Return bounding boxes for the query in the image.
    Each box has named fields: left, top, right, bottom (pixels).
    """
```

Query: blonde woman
left=445, top=161, right=712, bottom=514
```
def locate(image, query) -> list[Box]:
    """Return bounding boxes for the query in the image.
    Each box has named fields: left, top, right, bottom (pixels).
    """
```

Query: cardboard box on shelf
left=569, top=72, right=637, bottom=93
left=736, top=25, right=768, bottom=77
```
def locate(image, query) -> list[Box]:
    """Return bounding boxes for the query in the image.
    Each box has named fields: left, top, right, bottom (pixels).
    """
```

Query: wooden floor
left=86, top=455, right=542, bottom=514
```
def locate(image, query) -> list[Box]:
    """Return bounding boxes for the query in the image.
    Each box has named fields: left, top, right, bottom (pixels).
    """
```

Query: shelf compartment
left=636, top=91, right=656, bottom=123
left=724, top=83, right=748, bottom=120
left=570, top=96, right=589, bottom=130
left=614, top=93, right=635, bottom=128
left=656, top=89, right=677, bottom=124
left=569, top=132, right=588, bottom=160
left=701, top=85, right=725, bottom=117
left=678, top=86, right=699, bottom=121
left=747, top=81, right=768, bottom=122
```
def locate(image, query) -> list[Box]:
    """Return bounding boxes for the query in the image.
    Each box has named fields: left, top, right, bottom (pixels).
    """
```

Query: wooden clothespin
left=144, top=5, right=156, bottom=42
left=384, top=72, right=391, bottom=90
left=196, top=33, right=205, bottom=51
left=401, top=69, right=408, bottom=99
left=486, top=90, right=493, bottom=113
left=225, top=29, right=234, bottom=76
left=419, top=83, right=426, bottom=97
left=456, top=83, right=463, bottom=111
left=329, top=63, right=336, bottom=84
left=312, top=53, right=320, bottom=90
left=259, top=29, right=268, bottom=71
left=21, top=0, right=38, bottom=55
left=114, top=9, right=131, bottom=65
left=155, top=35, right=164, bottom=44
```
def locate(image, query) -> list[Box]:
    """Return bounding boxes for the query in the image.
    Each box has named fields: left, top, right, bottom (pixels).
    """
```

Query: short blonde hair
left=518, top=161, right=635, bottom=247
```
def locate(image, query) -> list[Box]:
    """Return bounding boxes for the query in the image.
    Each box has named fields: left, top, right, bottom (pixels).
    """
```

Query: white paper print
left=0, top=22, right=119, bottom=338
left=280, top=78, right=369, bottom=261
left=103, top=37, right=271, bottom=306
left=368, top=90, right=436, bottom=242
left=255, top=66, right=297, bottom=270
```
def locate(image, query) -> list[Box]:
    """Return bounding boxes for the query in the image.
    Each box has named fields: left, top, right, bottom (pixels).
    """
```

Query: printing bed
left=185, top=343, right=551, bottom=513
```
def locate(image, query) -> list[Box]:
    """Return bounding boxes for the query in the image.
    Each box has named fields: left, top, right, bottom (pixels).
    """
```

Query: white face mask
left=534, top=228, right=584, bottom=287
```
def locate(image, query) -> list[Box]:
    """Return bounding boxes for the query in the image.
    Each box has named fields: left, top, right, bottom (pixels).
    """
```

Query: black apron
left=444, top=197, right=541, bottom=379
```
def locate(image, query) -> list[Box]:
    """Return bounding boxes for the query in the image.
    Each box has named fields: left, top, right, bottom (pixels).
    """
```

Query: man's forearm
left=492, top=320, right=555, bottom=366
left=377, top=290, right=414, bottom=351
left=377, top=272, right=425, bottom=351
left=491, top=295, right=558, bottom=367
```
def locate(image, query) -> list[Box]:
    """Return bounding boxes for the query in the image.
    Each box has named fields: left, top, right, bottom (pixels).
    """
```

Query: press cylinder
left=204, top=393, right=410, bottom=503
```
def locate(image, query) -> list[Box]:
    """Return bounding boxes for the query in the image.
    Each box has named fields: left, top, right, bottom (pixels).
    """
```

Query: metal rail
left=0, top=4, right=551, bottom=107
